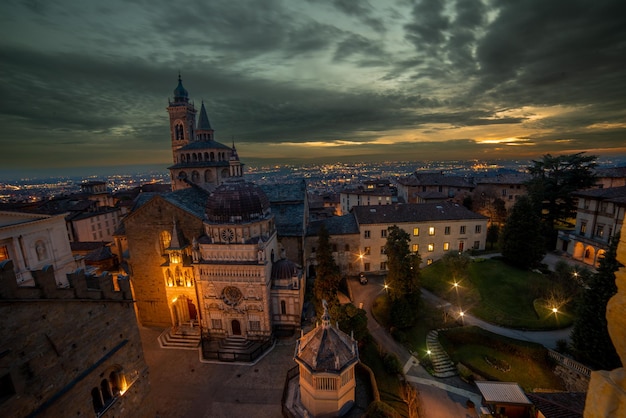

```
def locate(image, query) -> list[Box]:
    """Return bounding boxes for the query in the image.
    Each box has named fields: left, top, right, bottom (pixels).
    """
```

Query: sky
left=1, top=0, right=625, bottom=175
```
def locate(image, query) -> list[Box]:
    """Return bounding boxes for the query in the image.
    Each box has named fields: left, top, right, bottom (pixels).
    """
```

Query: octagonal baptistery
left=195, top=179, right=279, bottom=340
left=294, top=302, right=359, bottom=417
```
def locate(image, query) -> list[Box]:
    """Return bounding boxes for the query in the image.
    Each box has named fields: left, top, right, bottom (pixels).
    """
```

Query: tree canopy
left=525, top=152, right=597, bottom=248
left=313, top=224, right=341, bottom=313
left=570, top=233, right=622, bottom=370
left=499, top=195, right=546, bottom=269
left=384, top=225, right=420, bottom=301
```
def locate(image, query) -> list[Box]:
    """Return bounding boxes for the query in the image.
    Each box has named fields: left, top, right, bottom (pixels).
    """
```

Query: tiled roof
left=476, top=381, right=532, bottom=405
left=177, top=139, right=231, bottom=150
left=398, top=172, right=474, bottom=188
left=295, top=312, right=358, bottom=373
left=353, top=202, right=486, bottom=225
left=475, top=173, right=530, bottom=184
left=526, top=392, right=585, bottom=418
left=261, top=182, right=306, bottom=203
left=573, top=185, right=626, bottom=201
left=307, top=214, right=359, bottom=236
left=272, top=203, right=305, bottom=237
left=131, top=187, right=209, bottom=219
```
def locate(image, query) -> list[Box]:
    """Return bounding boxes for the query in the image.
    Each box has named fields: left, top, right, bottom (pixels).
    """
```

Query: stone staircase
left=218, top=335, right=255, bottom=351
left=426, top=330, right=458, bottom=378
left=158, top=325, right=201, bottom=350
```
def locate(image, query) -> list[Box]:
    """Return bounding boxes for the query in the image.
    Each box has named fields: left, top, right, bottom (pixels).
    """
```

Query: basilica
left=118, top=77, right=305, bottom=346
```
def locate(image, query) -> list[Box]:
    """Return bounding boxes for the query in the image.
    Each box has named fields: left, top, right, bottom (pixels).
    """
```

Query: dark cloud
left=0, top=0, right=624, bottom=172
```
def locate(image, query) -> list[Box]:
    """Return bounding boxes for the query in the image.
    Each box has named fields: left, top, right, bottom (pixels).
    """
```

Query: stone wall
left=123, top=196, right=204, bottom=327
left=0, top=260, right=149, bottom=417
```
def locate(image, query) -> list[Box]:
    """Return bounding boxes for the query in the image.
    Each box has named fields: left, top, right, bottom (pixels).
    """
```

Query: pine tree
left=570, top=233, right=622, bottom=370
left=526, top=152, right=597, bottom=249
left=499, top=196, right=546, bottom=269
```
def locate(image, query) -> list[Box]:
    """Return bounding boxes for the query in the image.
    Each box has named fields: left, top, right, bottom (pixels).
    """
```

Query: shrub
left=365, top=400, right=400, bottom=418
left=383, top=352, right=403, bottom=376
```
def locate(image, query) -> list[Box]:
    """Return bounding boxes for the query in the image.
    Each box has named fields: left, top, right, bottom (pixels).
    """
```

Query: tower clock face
left=221, top=228, right=235, bottom=243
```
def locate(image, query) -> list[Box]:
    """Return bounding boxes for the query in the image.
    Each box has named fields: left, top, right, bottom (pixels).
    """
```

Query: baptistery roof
left=205, top=179, right=271, bottom=224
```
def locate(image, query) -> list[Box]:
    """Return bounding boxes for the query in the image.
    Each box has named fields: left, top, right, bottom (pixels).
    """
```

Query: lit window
left=413, top=228, right=419, bottom=236
left=0, top=246, right=8, bottom=261
left=429, top=227, right=435, bottom=236
left=428, top=244, right=434, bottom=252
left=412, top=244, right=419, bottom=253
left=443, top=242, right=450, bottom=251
left=427, top=259, right=433, bottom=265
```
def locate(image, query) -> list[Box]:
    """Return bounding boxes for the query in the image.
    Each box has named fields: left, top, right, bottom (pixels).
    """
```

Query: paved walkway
left=348, top=251, right=586, bottom=417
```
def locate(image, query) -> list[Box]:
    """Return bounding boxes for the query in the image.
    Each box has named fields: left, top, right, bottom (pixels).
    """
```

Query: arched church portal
left=231, top=319, right=242, bottom=335
left=171, top=295, right=198, bottom=326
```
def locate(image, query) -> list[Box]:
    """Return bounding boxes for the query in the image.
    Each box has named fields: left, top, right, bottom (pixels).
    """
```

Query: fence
left=548, top=349, right=592, bottom=378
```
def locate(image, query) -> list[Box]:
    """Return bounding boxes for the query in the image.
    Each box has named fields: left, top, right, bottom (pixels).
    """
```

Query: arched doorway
left=171, top=296, right=198, bottom=326
left=231, top=319, right=241, bottom=335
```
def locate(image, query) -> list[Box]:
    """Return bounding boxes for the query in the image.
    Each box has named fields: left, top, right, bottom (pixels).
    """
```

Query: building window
left=249, top=320, right=261, bottom=331
left=364, top=263, right=370, bottom=272
left=345, top=244, right=350, bottom=251
left=580, top=221, right=587, bottom=236
left=427, top=259, right=433, bottom=265
left=311, top=247, right=316, bottom=253
left=364, top=247, right=371, bottom=255
left=211, top=319, right=222, bottom=329
left=380, top=246, right=386, bottom=254
left=475, top=225, right=481, bottom=233
left=332, top=244, right=337, bottom=252
left=460, top=225, right=466, bottom=234
left=596, top=224, right=605, bottom=238
left=160, top=230, right=172, bottom=254
left=380, top=261, right=388, bottom=270
left=412, top=244, right=419, bottom=253
left=381, top=229, right=387, bottom=238
left=364, top=230, right=371, bottom=239
left=473, top=241, right=480, bottom=249
left=429, top=227, right=435, bottom=236
left=413, top=227, right=419, bottom=236
left=428, top=244, right=434, bottom=252
left=0, top=246, right=9, bottom=262
left=444, top=226, right=450, bottom=235
left=443, top=242, right=450, bottom=251
left=502, top=189, right=507, bottom=197
left=281, top=300, right=287, bottom=315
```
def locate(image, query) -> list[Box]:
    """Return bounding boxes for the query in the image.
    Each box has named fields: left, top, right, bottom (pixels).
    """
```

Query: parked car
left=359, top=273, right=368, bottom=284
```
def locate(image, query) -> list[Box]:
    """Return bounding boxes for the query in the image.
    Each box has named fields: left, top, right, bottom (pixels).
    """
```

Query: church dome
left=271, top=258, right=299, bottom=280
left=173, top=75, right=189, bottom=102
left=205, top=179, right=271, bottom=224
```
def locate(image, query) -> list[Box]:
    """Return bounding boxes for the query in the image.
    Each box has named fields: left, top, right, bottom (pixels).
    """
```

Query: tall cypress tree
left=570, top=233, right=622, bottom=370
left=313, top=224, right=341, bottom=314
left=499, top=196, right=546, bottom=269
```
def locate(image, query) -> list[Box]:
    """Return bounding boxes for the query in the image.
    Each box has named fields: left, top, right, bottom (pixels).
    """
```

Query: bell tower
left=167, top=74, right=196, bottom=164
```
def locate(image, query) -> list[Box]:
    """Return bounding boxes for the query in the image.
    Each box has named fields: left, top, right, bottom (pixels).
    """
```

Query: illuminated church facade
left=119, top=77, right=304, bottom=343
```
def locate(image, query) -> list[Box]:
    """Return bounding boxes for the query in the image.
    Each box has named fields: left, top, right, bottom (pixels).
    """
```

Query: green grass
left=360, top=342, right=409, bottom=417
left=421, top=258, right=574, bottom=330
left=438, top=326, right=566, bottom=392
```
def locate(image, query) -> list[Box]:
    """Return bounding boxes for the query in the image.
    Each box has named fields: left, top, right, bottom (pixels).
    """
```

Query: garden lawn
left=439, top=327, right=566, bottom=392
left=421, top=258, right=573, bottom=329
